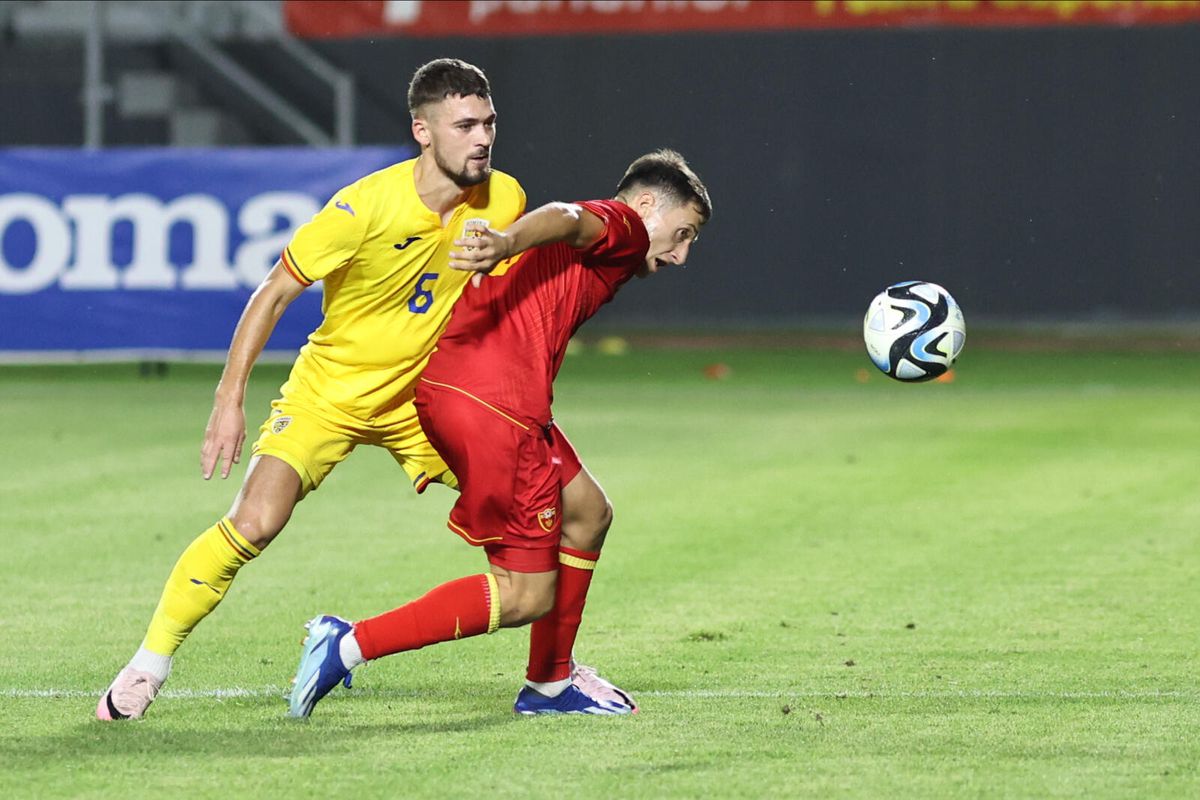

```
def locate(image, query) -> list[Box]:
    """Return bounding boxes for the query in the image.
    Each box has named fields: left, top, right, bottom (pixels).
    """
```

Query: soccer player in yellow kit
left=97, top=59, right=525, bottom=720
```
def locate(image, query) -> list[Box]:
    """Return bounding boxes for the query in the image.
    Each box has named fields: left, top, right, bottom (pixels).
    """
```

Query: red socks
left=526, top=546, right=599, bottom=683
left=354, top=574, right=500, bottom=660
left=353, top=546, right=600, bottom=675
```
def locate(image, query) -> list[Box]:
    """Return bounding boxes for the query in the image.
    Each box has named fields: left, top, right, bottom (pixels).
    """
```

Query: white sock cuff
left=340, top=630, right=364, bottom=670
left=525, top=677, right=571, bottom=698
left=131, top=645, right=173, bottom=682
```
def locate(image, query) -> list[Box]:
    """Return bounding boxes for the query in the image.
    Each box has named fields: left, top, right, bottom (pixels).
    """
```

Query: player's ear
left=630, top=190, right=657, bottom=218
left=412, top=115, right=432, bottom=149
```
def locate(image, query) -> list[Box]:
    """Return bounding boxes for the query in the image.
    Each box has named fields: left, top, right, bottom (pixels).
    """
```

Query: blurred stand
left=4, top=0, right=352, bottom=146
left=1, top=0, right=1199, bottom=358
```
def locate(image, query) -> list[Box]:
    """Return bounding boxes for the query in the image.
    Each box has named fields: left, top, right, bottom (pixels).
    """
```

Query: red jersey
left=421, top=199, right=649, bottom=425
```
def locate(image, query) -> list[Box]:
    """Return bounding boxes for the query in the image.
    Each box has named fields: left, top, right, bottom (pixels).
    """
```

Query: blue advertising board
left=0, top=147, right=413, bottom=360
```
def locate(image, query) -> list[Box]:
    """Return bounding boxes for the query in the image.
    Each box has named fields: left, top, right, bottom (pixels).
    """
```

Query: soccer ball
left=863, top=281, right=966, bottom=382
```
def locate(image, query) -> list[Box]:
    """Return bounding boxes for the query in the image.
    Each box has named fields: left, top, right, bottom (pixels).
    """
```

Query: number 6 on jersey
left=409, top=272, right=438, bottom=313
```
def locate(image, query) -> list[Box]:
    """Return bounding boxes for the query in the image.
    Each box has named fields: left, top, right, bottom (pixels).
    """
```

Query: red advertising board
left=285, top=1, right=1200, bottom=39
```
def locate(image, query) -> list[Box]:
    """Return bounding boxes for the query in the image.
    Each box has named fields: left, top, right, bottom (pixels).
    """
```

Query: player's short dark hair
left=407, top=58, right=491, bottom=116
left=615, top=149, right=712, bottom=222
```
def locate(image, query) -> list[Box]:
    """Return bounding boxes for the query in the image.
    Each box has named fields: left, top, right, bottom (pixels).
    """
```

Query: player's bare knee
left=511, top=596, right=554, bottom=626
left=584, top=500, right=614, bottom=549
left=596, top=498, right=614, bottom=536
left=226, top=507, right=287, bottom=550
left=500, top=602, right=535, bottom=627
left=512, top=590, right=555, bottom=625
left=498, top=576, right=556, bottom=627
left=226, top=456, right=303, bottom=549
left=525, top=584, right=556, bottom=621
left=562, top=498, right=613, bottom=552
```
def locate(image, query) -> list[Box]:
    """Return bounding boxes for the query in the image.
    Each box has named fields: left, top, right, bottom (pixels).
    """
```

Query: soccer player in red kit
left=288, top=149, right=711, bottom=717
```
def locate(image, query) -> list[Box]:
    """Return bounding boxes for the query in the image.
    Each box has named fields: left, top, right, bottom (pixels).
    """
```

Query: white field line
left=4, top=687, right=1196, bottom=701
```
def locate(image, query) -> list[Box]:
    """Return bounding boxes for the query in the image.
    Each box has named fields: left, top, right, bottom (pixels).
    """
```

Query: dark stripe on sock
left=216, top=520, right=255, bottom=561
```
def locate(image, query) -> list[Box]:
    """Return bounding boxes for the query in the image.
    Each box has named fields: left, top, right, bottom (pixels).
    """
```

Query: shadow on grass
left=2, top=696, right=516, bottom=764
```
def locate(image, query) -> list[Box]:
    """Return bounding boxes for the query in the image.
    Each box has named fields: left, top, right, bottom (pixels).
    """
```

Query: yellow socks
left=141, top=518, right=260, bottom=657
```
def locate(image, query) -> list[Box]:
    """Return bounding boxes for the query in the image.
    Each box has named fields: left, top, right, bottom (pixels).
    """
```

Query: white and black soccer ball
left=863, top=281, right=966, bottom=382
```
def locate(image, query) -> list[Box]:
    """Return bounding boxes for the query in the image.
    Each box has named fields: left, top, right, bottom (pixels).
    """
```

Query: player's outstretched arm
left=201, top=261, right=308, bottom=480
left=449, top=201, right=606, bottom=274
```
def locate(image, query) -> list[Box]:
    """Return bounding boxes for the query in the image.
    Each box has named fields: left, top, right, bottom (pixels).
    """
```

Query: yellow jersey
left=278, top=158, right=525, bottom=418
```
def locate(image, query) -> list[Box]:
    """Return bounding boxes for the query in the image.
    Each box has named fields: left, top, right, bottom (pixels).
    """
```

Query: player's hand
left=200, top=400, right=246, bottom=480
left=449, top=222, right=513, bottom=274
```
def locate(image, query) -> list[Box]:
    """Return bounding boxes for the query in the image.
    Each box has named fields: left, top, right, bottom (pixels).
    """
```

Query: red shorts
left=415, top=380, right=582, bottom=573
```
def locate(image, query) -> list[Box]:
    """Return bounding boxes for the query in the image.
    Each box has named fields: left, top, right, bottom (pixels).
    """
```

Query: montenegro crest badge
left=537, top=506, right=558, bottom=532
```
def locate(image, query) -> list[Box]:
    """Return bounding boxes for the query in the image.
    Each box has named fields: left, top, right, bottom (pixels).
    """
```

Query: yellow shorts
left=250, top=385, right=457, bottom=497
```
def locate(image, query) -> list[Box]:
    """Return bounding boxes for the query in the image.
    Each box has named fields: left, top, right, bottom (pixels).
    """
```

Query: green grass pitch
left=1, top=336, right=1198, bottom=798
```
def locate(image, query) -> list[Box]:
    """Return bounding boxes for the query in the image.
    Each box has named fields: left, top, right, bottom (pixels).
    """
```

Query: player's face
left=637, top=196, right=705, bottom=278
left=415, top=94, right=497, bottom=188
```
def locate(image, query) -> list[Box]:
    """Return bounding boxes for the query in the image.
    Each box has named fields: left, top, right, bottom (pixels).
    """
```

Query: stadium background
left=2, top=0, right=1199, bottom=359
